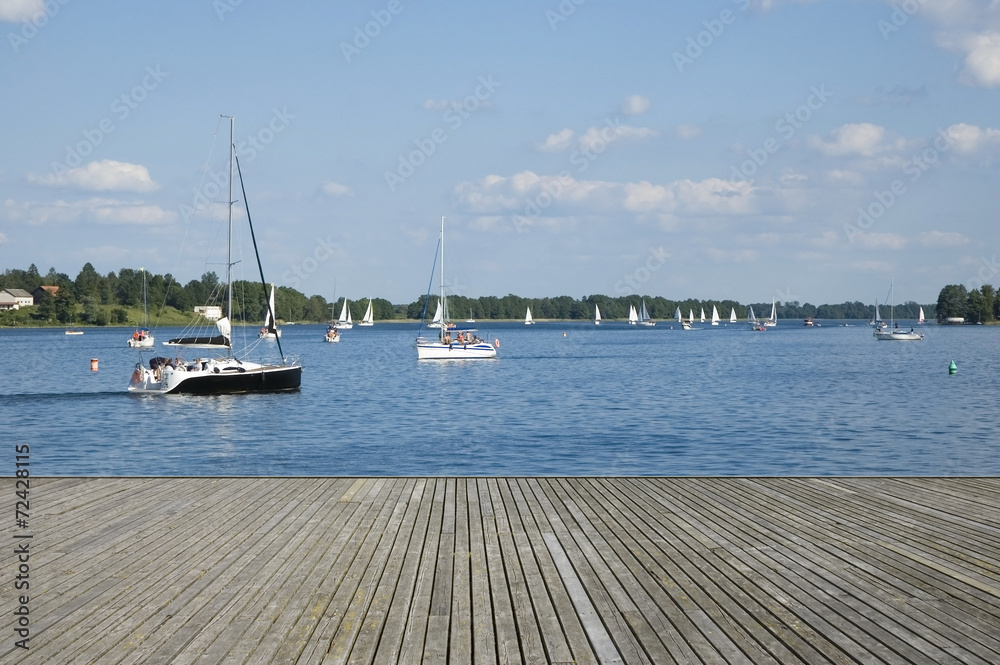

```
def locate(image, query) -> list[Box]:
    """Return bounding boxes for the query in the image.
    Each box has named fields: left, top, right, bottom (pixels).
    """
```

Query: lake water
left=2, top=321, right=997, bottom=475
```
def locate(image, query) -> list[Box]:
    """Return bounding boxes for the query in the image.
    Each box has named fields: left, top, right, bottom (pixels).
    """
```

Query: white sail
left=334, top=299, right=353, bottom=329
left=748, top=306, right=757, bottom=325
left=638, top=299, right=654, bottom=325
left=594, top=304, right=601, bottom=324
left=628, top=304, right=638, bottom=324
left=688, top=308, right=694, bottom=323
left=700, top=308, right=706, bottom=323
left=730, top=307, right=737, bottom=323
left=358, top=299, right=374, bottom=326
left=525, top=307, right=534, bottom=324
left=711, top=305, right=720, bottom=325
left=429, top=299, right=443, bottom=328
left=675, top=307, right=682, bottom=322
left=918, top=306, right=925, bottom=324
left=259, top=284, right=281, bottom=338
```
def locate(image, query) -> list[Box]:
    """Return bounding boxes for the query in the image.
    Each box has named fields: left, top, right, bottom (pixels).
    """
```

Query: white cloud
left=322, top=181, right=354, bottom=197
left=453, top=170, right=797, bottom=221
left=620, top=94, right=651, bottom=116
left=675, top=124, right=702, bottom=140
left=854, top=232, right=906, bottom=250
left=535, top=129, right=575, bottom=153
left=942, top=123, right=1000, bottom=153
left=807, top=123, right=904, bottom=157
left=4, top=197, right=175, bottom=226
left=0, top=0, right=43, bottom=22
left=28, top=160, right=159, bottom=193
left=917, top=230, right=969, bottom=247
left=578, top=124, right=659, bottom=151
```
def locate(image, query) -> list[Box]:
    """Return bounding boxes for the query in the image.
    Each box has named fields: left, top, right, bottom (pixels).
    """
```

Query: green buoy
left=949, top=360, right=957, bottom=375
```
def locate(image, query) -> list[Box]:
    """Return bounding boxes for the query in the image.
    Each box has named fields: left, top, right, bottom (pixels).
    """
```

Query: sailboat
left=638, top=299, right=655, bottom=326
left=748, top=305, right=766, bottom=331
left=428, top=299, right=443, bottom=328
left=258, top=284, right=282, bottom=339
left=688, top=308, right=695, bottom=325
left=918, top=306, right=925, bottom=324
left=357, top=299, right=374, bottom=326
left=711, top=305, right=720, bottom=326
left=700, top=308, right=706, bottom=323
left=730, top=307, right=737, bottom=324
left=676, top=306, right=691, bottom=330
left=628, top=304, right=638, bottom=325
left=127, top=267, right=155, bottom=348
left=334, top=299, right=353, bottom=329
left=524, top=307, right=535, bottom=325
left=129, top=115, right=301, bottom=394
left=874, top=279, right=923, bottom=340
left=763, top=299, right=777, bottom=327
left=594, top=304, right=601, bottom=325
left=415, top=217, right=497, bottom=359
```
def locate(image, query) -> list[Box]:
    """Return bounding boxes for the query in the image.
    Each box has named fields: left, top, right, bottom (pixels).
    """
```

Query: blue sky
left=2, top=0, right=999, bottom=306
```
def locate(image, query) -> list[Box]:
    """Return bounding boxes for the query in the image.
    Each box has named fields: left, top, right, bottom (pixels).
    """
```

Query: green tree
left=936, top=284, right=968, bottom=321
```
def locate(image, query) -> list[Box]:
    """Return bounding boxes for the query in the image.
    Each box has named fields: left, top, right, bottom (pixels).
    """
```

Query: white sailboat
left=127, top=267, right=155, bottom=348
left=688, top=308, right=695, bottom=325
left=258, top=284, right=282, bottom=339
left=334, top=299, right=353, bottom=329
left=357, top=299, right=374, bottom=326
left=711, top=305, right=720, bottom=326
left=676, top=306, right=691, bottom=330
left=638, top=299, right=655, bottom=326
left=874, top=279, right=923, bottom=340
left=129, top=115, right=301, bottom=394
left=594, top=304, right=601, bottom=325
left=700, top=308, right=706, bottom=323
left=918, top=306, right=925, bottom=324
left=763, top=299, right=777, bottom=327
left=748, top=305, right=766, bottom=331
left=628, top=304, right=638, bottom=325
left=524, top=307, right=535, bottom=325
left=428, top=299, right=443, bottom=328
left=730, top=307, right=737, bottom=323
left=415, top=217, right=497, bottom=359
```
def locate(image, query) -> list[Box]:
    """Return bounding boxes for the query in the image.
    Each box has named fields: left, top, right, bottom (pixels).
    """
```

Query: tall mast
left=225, top=115, right=234, bottom=331
left=440, top=216, right=445, bottom=339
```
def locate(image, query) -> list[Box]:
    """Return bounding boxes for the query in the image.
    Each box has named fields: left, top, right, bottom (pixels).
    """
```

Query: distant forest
left=1, top=263, right=990, bottom=326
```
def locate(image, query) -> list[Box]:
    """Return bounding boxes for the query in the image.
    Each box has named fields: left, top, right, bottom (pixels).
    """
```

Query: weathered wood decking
left=4, top=477, right=999, bottom=664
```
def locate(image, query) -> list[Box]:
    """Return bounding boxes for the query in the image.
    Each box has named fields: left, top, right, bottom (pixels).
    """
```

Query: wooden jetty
left=4, top=477, right=999, bottom=664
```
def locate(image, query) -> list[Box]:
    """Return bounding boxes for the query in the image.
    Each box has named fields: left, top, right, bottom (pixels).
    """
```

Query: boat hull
left=129, top=361, right=301, bottom=395
left=874, top=330, right=923, bottom=341
left=416, top=341, right=497, bottom=359
left=128, top=336, right=155, bottom=348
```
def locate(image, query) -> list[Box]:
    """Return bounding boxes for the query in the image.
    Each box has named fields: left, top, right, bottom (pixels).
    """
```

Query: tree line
left=935, top=284, right=998, bottom=323
left=1, top=263, right=944, bottom=325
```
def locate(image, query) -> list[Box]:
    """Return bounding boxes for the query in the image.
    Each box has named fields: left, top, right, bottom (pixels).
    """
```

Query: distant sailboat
left=676, top=306, right=691, bottom=330
left=700, top=308, right=706, bottom=323
left=357, top=299, right=374, bottom=326
left=428, top=299, right=443, bottom=328
left=334, top=299, right=353, bottom=329
left=628, top=304, right=638, bottom=325
left=127, top=267, right=155, bottom=348
left=594, top=304, right=601, bottom=325
left=730, top=307, right=737, bottom=323
left=711, top=305, right=720, bottom=326
left=748, top=305, right=765, bottom=331
left=918, top=306, right=925, bottom=324
left=763, top=299, right=777, bottom=327
left=873, top=279, right=923, bottom=340
left=638, top=299, right=655, bottom=326
left=258, top=283, right=281, bottom=339
left=688, top=308, right=695, bottom=324
left=524, top=307, right=535, bottom=325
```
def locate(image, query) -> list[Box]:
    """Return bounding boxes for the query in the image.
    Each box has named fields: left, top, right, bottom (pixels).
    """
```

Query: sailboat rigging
left=129, top=115, right=301, bottom=394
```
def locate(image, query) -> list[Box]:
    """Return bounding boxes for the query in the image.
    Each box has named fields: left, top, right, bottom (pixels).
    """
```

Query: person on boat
left=443, top=333, right=452, bottom=345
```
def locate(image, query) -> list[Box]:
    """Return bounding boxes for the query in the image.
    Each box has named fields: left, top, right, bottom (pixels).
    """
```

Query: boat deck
left=5, top=477, right=1000, bottom=664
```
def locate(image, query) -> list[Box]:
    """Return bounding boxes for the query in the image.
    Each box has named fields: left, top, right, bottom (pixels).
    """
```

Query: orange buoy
left=494, top=338, right=500, bottom=347
left=90, top=358, right=99, bottom=371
